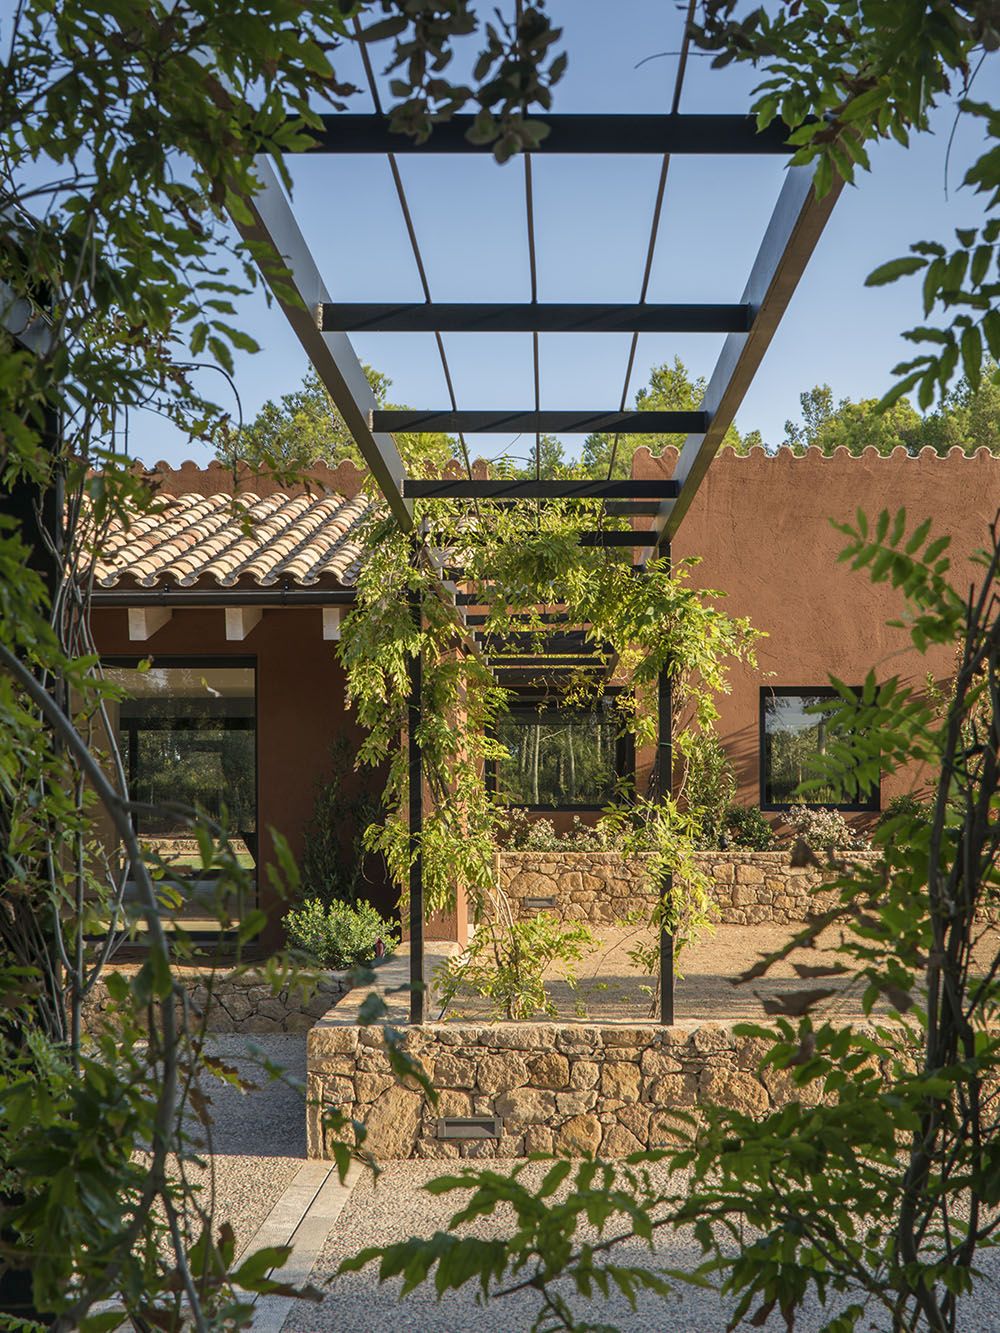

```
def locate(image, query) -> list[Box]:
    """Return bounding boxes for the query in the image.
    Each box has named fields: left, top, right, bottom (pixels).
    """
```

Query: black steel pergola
left=231, top=83, right=842, bottom=1024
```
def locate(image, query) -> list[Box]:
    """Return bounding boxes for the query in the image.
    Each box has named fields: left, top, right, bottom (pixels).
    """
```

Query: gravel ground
left=280, top=1160, right=1000, bottom=1332
left=180, top=1034, right=308, bottom=1254
left=443, top=924, right=1000, bottom=1023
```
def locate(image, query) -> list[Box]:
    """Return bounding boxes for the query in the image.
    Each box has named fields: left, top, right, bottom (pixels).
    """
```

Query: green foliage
left=0, top=1, right=566, bottom=1320
left=374, top=0, right=568, bottom=162
left=499, top=809, right=634, bottom=852
left=339, top=498, right=758, bottom=1001
left=783, top=369, right=1000, bottom=455
left=581, top=356, right=762, bottom=478
left=785, top=804, right=871, bottom=853
left=339, top=1158, right=684, bottom=1318
left=217, top=365, right=459, bottom=476
left=723, top=804, right=775, bottom=850
left=876, top=792, right=936, bottom=853
left=283, top=898, right=399, bottom=970
left=435, top=913, right=593, bottom=1021
left=692, top=0, right=1000, bottom=412
left=341, top=507, right=1000, bottom=1332
left=299, top=740, right=383, bottom=906
left=677, top=728, right=735, bottom=849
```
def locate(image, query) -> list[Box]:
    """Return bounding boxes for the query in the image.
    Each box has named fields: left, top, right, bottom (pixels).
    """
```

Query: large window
left=493, top=702, right=631, bottom=810
left=760, top=686, right=878, bottom=811
left=104, top=661, right=257, bottom=894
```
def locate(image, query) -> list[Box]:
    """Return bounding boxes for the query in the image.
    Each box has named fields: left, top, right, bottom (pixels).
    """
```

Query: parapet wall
left=496, top=850, right=883, bottom=926
left=306, top=1019, right=825, bottom=1161
left=85, top=967, right=349, bottom=1034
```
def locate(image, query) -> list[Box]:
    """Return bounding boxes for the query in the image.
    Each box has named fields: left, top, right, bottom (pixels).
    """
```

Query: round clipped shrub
left=283, top=898, right=399, bottom=969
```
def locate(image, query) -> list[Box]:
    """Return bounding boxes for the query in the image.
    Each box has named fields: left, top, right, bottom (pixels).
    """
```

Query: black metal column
left=657, top=540, right=675, bottom=1026
left=407, top=577, right=424, bottom=1025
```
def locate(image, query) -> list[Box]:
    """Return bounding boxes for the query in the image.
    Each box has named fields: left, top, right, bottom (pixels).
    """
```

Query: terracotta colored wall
left=632, top=445, right=1000, bottom=824
left=91, top=606, right=391, bottom=941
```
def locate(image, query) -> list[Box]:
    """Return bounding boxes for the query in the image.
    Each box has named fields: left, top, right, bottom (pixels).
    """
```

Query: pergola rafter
left=375, top=410, right=709, bottom=435
left=308, top=112, right=795, bottom=156
left=322, top=301, right=754, bottom=334
left=232, top=85, right=841, bottom=1026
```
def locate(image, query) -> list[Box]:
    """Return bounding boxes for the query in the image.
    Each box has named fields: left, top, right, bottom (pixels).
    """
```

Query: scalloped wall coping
left=632, top=443, right=1000, bottom=475
left=116, top=445, right=994, bottom=502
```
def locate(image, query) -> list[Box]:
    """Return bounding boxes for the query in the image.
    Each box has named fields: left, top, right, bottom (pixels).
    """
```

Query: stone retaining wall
left=85, top=967, right=349, bottom=1034
left=496, top=849, right=883, bottom=926
left=307, top=1019, right=827, bottom=1161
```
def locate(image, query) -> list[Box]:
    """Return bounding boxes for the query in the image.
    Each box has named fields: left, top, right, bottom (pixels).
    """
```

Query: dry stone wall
left=85, top=967, right=349, bottom=1034
left=307, top=1019, right=832, bottom=1161
left=497, top=849, right=883, bottom=926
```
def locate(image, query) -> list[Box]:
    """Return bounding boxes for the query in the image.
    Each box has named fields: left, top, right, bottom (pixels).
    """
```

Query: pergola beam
left=373, top=409, right=708, bottom=435
left=464, top=612, right=579, bottom=626
left=654, top=164, right=844, bottom=544
left=404, top=478, right=678, bottom=500
left=323, top=302, right=752, bottom=335
left=307, top=113, right=791, bottom=156
left=493, top=660, right=604, bottom=672
left=476, top=633, right=598, bottom=653
left=229, top=158, right=411, bottom=529
left=579, top=530, right=658, bottom=547
left=604, top=501, right=662, bottom=515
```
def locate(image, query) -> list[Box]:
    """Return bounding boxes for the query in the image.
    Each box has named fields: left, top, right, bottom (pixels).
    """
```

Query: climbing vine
left=338, top=494, right=760, bottom=1006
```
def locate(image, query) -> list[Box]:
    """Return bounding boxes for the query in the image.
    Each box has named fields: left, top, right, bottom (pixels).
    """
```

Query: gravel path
left=443, top=924, right=1000, bottom=1023
left=184, top=1034, right=309, bottom=1254
left=279, top=1160, right=1000, bottom=1332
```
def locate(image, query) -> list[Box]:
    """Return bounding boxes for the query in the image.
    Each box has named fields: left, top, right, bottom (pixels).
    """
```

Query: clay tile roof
left=90, top=488, right=380, bottom=590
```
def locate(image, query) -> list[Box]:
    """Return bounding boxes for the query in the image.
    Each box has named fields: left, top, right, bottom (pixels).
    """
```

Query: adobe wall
left=633, top=445, right=1000, bottom=818
left=90, top=606, right=391, bottom=943
left=496, top=849, right=880, bottom=925
left=135, top=457, right=370, bottom=500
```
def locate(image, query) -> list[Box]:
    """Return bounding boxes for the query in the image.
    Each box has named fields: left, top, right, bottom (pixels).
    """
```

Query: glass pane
left=133, top=729, right=255, bottom=840
left=763, top=693, right=842, bottom=805
left=496, top=711, right=619, bottom=808
left=106, top=665, right=256, bottom=875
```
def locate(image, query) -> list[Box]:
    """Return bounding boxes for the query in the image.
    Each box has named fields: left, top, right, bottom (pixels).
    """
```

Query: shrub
left=283, top=898, right=399, bottom=969
left=876, top=793, right=936, bottom=853
left=786, top=804, right=871, bottom=852
left=724, top=804, right=776, bottom=850
left=500, top=808, right=628, bottom=852
left=680, top=729, right=736, bottom=848
left=436, top=912, right=593, bottom=1020
left=300, top=739, right=383, bottom=905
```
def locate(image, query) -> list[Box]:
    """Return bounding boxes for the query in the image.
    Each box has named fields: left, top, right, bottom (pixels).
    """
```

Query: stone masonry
left=497, top=849, right=883, bottom=926
left=85, top=966, right=349, bottom=1034
left=306, top=1019, right=835, bottom=1161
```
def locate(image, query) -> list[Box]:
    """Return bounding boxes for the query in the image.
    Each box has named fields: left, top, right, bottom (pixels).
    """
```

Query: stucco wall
left=90, top=606, right=391, bottom=941
left=496, top=849, right=880, bottom=925
left=632, top=445, right=1000, bottom=822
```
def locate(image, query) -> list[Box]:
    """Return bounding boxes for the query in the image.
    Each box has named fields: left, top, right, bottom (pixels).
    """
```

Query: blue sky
left=133, top=0, right=994, bottom=469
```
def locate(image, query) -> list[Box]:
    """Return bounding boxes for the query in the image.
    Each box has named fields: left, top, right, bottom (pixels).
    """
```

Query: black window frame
left=486, top=689, right=635, bottom=813
left=103, top=655, right=260, bottom=868
left=759, top=684, right=880, bottom=813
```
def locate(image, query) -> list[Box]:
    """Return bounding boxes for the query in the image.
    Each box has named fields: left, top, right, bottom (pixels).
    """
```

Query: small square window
left=760, top=686, right=879, bottom=811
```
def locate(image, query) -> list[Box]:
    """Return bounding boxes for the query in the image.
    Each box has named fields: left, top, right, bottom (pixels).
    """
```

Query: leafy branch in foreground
left=337, top=509, right=1000, bottom=1333
left=0, top=1, right=565, bottom=1322
left=691, top=0, right=999, bottom=411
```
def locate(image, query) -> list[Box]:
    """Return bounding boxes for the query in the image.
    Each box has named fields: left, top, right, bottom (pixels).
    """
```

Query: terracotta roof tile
left=89, top=489, right=378, bottom=590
